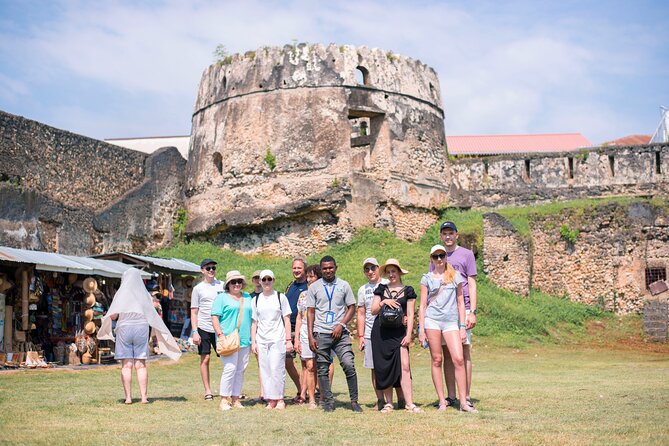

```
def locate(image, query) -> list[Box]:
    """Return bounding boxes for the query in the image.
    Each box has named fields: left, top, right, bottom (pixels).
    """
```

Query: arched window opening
left=356, top=66, right=369, bottom=86
left=213, top=152, right=223, bottom=174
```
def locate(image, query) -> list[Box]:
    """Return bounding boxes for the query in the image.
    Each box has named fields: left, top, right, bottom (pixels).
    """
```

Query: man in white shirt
left=191, top=258, right=225, bottom=401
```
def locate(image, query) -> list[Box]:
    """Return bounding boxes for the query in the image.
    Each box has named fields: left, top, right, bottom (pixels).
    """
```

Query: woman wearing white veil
left=99, top=268, right=181, bottom=403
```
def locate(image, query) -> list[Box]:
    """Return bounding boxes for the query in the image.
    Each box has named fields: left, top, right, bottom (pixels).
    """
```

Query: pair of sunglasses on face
left=431, top=253, right=446, bottom=260
left=364, top=265, right=378, bottom=273
left=228, top=279, right=243, bottom=286
left=204, top=266, right=216, bottom=272
left=261, top=277, right=273, bottom=283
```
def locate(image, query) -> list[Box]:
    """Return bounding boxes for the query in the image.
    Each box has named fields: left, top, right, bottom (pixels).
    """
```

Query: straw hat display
left=84, top=309, right=94, bottom=322
left=68, top=273, right=78, bottom=285
left=84, top=294, right=96, bottom=308
left=84, top=321, right=96, bottom=335
left=0, top=275, right=13, bottom=293
left=83, top=277, right=97, bottom=293
left=81, top=352, right=92, bottom=365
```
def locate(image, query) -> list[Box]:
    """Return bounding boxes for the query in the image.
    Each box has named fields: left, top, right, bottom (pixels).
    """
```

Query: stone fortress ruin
left=1, top=43, right=669, bottom=317
left=186, top=43, right=449, bottom=255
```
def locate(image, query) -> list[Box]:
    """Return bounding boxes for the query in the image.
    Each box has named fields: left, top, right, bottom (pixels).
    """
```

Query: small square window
left=645, top=267, right=667, bottom=289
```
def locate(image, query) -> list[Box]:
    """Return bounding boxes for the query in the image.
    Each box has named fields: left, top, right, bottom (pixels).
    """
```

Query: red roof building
left=603, top=134, right=652, bottom=146
left=446, top=133, right=592, bottom=156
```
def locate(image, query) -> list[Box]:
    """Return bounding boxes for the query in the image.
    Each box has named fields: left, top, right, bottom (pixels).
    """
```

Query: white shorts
left=299, top=333, right=313, bottom=360
left=363, top=338, right=374, bottom=369
left=434, top=310, right=472, bottom=345
left=424, top=317, right=459, bottom=332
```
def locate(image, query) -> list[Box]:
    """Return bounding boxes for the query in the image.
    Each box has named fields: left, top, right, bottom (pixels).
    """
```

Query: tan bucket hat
left=379, top=259, right=409, bottom=276
left=224, top=270, right=247, bottom=290
left=83, top=277, right=97, bottom=293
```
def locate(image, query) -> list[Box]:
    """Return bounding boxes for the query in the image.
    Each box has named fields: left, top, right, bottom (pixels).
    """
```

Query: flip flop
left=204, top=394, right=214, bottom=401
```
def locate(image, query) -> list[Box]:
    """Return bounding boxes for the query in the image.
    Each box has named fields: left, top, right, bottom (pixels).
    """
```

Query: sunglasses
left=364, top=265, right=378, bottom=272
left=229, top=279, right=243, bottom=286
left=261, top=277, right=274, bottom=283
left=204, top=266, right=216, bottom=271
left=431, top=253, right=446, bottom=260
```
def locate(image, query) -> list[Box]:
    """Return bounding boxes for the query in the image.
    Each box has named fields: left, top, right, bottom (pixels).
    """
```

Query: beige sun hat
left=83, top=277, right=97, bottom=293
left=430, top=244, right=447, bottom=255
left=224, top=270, right=247, bottom=290
left=379, top=259, right=409, bottom=276
left=251, top=270, right=261, bottom=279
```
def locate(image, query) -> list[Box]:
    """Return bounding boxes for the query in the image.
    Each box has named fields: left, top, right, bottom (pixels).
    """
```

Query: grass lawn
left=1, top=344, right=668, bottom=446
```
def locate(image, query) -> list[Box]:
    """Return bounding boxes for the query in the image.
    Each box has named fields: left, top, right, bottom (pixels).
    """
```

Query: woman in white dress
left=251, top=269, right=292, bottom=410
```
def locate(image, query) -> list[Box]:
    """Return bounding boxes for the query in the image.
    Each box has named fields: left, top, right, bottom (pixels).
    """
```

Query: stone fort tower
left=186, top=43, right=449, bottom=255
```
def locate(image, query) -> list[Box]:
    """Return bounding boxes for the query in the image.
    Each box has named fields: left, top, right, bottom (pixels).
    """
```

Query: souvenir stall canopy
left=0, top=246, right=152, bottom=367
left=91, top=252, right=200, bottom=337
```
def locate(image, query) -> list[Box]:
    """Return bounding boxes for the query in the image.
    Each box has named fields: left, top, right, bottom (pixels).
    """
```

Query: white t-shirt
left=190, top=279, right=225, bottom=333
left=357, top=278, right=388, bottom=339
left=252, top=291, right=292, bottom=344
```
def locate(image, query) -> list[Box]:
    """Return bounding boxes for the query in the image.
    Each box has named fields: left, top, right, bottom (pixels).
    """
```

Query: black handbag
left=380, top=287, right=405, bottom=328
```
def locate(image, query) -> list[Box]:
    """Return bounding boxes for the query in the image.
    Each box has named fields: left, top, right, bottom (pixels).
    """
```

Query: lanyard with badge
left=324, top=280, right=336, bottom=325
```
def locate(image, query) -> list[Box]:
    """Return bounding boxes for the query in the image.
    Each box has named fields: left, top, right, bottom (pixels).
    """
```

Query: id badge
left=325, top=311, right=335, bottom=324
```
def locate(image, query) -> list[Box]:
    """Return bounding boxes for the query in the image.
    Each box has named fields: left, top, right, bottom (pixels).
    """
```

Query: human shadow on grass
left=117, top=396, right=187, bottom=404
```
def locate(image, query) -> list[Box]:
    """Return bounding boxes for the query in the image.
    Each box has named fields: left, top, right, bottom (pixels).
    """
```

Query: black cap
left=440, top=221, right=458, bottom=232
left=200, top=258, right=217, bottom=268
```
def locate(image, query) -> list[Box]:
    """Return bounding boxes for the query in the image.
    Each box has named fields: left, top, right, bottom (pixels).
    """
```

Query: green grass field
left=1, top=345, right=668, bottom=446
left=2, top=198, right=667, bottom=445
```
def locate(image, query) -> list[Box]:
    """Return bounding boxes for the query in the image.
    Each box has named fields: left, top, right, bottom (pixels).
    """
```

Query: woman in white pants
left=251, top=269, right=293, bottom=410
left=211, top=270, right=253, bottom=411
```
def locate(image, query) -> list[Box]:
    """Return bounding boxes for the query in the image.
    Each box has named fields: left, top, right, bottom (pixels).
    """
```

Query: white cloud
left=0, top=0, right=665, bottom=143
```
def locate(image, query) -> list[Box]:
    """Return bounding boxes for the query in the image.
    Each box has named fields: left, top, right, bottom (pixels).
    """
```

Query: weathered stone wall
left=644, top=293, right=668, bottom=342
left=449, top=144, right=669, bottom=208
left=482, top=213, right=531, bottom=296
left=0, top=110, right=146, bottom=210
left=186, top=43, right=448, bottom=251
left=483, top=201, right=669, bottom=314
left=0, top=112, right=186, bottom=255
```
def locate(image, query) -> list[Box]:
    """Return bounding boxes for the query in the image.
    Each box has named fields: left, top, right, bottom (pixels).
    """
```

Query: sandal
left=204, top=394, right=214, bottom=401
left=460, top=402, right=479, bottom=413
left=405, top=404, right=422, bottom=413
left=380, top=403, right=394, bottom=413
left=466, top=398, right=475, bottom=408
left=376, top=399, right=385, bottom=411
left=293, top=395, right=305, bottom=404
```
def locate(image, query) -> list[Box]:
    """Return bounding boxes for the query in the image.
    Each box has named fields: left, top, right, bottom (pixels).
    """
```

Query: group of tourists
left=101, top=220, right=479, bottom=414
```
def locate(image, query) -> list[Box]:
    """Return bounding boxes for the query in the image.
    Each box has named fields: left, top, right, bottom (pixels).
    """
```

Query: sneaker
left=323, top=403, right=335, bottom=413
left=351, top=402, right=363, bottom=413
left=376, top=399, right=385, bottom=411
left=397, top=398, right=406, bottom=410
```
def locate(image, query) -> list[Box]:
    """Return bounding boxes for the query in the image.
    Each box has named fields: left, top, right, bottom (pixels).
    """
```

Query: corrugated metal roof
left=91, top=252, right=201, bottom=274
left=446, top=133, right=592, bottom=155
left=0, top=246, right=151, bottom=278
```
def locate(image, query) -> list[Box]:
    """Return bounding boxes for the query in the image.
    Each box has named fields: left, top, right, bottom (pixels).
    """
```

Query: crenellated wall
left=449, top=144, right=669, bottom=207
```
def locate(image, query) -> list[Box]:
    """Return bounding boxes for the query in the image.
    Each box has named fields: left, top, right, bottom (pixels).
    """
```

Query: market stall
left=90, top=252, right=200, bottom=338
left=0, top=246, right=151, bottom=368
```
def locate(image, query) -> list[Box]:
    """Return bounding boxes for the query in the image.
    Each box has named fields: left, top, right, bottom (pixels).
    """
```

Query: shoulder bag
left=380, top=286, right=406, bottom=328
left=216, top=296, right=244, bottom=357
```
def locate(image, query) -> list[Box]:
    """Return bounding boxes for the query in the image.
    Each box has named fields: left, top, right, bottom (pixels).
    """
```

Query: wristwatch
left=472, top=309, right=478, bottom=315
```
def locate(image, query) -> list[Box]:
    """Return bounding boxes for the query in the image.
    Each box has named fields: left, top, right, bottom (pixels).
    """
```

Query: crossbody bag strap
left=426, top=281, right=447, bottom=307
left=235, top=296, right=244, bottom=330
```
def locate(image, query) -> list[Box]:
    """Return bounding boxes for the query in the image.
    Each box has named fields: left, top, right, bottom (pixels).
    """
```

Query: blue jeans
left=180, top=318, right=191, bottom=340
left=314, top=331, right=358, bottom=404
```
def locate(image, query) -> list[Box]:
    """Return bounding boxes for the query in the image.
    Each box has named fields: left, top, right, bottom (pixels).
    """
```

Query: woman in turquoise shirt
left=211, top=270, right=253, bottom=411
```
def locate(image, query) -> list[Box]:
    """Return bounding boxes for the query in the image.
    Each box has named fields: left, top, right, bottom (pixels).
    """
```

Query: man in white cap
left=191, top=258, right=225, bottom=401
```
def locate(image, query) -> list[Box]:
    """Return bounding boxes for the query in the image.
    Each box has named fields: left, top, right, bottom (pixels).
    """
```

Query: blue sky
left=0, top=0, right=667, bottom=144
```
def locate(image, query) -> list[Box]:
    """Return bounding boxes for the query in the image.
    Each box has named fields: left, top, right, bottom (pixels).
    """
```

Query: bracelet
left=459, top=324, right=466, bottom=328
left=285, top=339, right=292, bottom=342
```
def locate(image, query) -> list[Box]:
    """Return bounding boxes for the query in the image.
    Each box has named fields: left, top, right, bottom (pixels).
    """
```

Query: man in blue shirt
left=284, top=257, right=308, bottom=402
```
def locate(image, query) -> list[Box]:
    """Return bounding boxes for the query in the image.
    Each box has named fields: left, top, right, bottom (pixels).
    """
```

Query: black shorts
left=285, top=326, right=297, bottom=359
left=197, top=329, right=219, bottom=357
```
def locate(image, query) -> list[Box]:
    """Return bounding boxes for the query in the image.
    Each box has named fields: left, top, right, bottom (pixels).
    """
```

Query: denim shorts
left=115, top=323, right=150, bottom=360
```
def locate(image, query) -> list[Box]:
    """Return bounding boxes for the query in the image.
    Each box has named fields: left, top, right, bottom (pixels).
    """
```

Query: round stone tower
left=186, top=43, right=449, bottom=255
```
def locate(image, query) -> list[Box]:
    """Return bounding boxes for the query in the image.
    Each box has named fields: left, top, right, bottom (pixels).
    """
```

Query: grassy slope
left=154, top=198, right=661, bottom=348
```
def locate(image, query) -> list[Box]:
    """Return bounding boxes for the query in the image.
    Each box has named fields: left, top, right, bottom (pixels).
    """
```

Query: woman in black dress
left=371, top=259, right=421, bottom=413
